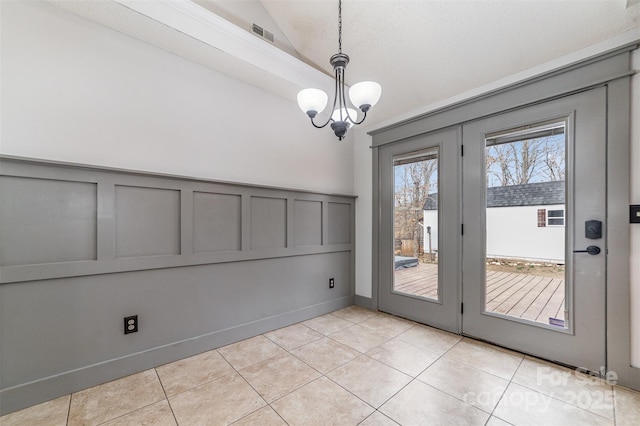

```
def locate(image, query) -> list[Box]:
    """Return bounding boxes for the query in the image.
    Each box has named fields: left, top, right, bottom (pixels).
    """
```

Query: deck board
left=393, top=263, right=565, bottom=326
left=501, top=275, right=548, bottom=318
left=394, top=263, right=438, bottom=300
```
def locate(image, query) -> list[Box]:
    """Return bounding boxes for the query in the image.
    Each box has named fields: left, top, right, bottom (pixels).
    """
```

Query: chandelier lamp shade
left=296, top=0, right=381, bottom=140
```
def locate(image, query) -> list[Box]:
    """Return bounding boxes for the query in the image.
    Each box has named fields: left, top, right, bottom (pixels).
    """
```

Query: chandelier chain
left=338, top=0, right=342, bottom=53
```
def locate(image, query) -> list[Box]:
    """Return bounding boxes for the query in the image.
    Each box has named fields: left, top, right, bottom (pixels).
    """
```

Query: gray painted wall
left=0, top=157, right=356, bottom=415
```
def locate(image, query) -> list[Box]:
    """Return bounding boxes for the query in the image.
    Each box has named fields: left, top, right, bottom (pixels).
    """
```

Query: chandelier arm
left=309, top=116, right=331, bottom=129
left=340, top=73, right=360, bottom=124
left=308, top=70, right=341, bottom=129
left=351, top=110, right=368, bottom=126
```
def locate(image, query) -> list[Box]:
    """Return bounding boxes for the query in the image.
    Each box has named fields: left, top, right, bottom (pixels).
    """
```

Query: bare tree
left=542, top=141, right=565, bottom=181
left=486, top=143, right=515, bottom=186
left=394, top=157, right=437, bottom=258
left=486, top=136, right=564, bottom=187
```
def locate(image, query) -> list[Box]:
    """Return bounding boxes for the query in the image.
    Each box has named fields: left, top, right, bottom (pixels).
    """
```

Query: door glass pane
left=484, top=120, right=567, bottom=328
left=393, top=148, right=439, bottom=301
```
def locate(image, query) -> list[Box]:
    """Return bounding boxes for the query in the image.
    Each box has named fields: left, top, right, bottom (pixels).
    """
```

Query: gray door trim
left=605, top=77, right=640, bottom=389
left=371, top=147, right=381, bottom=311
left=370, top=46, right=635, bottom=147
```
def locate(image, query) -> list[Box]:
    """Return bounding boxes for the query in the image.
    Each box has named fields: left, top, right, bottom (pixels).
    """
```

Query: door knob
left=573, top=245, right=601, bottom=255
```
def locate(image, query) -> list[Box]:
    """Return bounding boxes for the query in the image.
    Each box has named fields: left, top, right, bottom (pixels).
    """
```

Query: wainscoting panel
left=114, top=185, right=182, bottom=258
left=250, top=196, right=287, bottom=249
left=328, top=201, right=352, bottom=244
left=0, top=175, right=97, bottom=266
left=0, top=156, right=356, bottom=416
left=293, top=199, right=323, bottom=247
left=0, top=157, right=355, bottom=284
left=193, top=192, right=242, bottom=253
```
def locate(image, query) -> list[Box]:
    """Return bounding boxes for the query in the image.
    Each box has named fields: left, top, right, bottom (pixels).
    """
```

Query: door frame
left=370, top=46, right=638, bottom=389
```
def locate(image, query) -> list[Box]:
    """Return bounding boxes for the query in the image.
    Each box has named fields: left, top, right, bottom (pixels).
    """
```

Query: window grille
left=547, top=209, right=565, bottom=226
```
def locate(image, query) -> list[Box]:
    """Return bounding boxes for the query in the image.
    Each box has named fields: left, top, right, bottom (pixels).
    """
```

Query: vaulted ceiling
left=260, top=0, right=639, bottom=124
left=52, top=0, right=640, bottom=127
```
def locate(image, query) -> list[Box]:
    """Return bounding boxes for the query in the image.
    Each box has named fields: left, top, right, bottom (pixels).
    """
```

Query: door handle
left=573, top=245, right=601, bottom=255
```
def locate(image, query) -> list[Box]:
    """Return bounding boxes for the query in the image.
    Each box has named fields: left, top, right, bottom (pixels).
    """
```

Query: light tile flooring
left=3, top=305, right=640, bottom=425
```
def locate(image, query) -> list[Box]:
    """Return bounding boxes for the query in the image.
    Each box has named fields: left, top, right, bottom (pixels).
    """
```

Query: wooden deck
left=394, top=263, right=565, bottom=325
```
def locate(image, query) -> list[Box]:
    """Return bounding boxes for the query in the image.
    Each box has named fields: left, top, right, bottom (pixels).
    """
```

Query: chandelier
left=296, top=0, right=382, bottom=140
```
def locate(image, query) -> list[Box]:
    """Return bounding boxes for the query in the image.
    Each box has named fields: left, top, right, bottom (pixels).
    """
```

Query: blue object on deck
left=394, top=256, right=419, bottom=270
left=549, top=317, right=565, bottom=327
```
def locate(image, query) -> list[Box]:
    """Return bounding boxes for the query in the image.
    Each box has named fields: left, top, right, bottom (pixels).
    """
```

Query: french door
left=462, top=87, right=606, bottom=371
left=378, top=87, right=607, bottom=371
left=378, top=127, right=461, bottom=333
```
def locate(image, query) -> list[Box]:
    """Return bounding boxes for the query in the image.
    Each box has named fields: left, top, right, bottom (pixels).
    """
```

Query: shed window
left=547, top=209, right=565, bottom=226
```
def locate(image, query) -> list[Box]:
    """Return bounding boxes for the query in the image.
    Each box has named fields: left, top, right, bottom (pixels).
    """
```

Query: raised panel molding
left=328, top=202, right=352, bottom=244
left=0, top=157, right=355, bottom=283
left=114, top=185, right=181, bottom=258
left=193, top=192, right=241, bottom=253
left=250, top=196, right=287, bottom=249
left=294, top=200, right=322, bottom=246
left=0, top=176, right=97, bottom=266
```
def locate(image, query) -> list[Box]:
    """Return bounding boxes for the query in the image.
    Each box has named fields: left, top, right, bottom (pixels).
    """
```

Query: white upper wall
left=0, top=1, right=354, bottom=195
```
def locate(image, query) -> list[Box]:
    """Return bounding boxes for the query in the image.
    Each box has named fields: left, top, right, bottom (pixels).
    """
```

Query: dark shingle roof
left=423, top=196, right=438, bottom=210
left=423, top=180, right=565, bottom=210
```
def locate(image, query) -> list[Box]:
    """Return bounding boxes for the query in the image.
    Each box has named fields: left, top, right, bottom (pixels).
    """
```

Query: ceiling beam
left=114, top=0, right=334, bottom=95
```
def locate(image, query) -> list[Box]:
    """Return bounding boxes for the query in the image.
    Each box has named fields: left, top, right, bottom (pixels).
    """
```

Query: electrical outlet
left=124, top=315, right=138, bottom=334
left=329, top=278, right=335, bottom=289
left=631, top=205, right=640, bottom=223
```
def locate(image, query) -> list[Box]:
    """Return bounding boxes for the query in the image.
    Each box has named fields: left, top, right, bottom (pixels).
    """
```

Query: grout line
left=65, top=393, right=72, bottom=426
left=217, top=350, right=272, bottom=424
left=151, top=351, right=237, bottom=400
left=321, top=373, right=379, bottom=412
left=314, top=318, right=417, bottom=415
left=263, top=326, right=367, bottom=408
left=277, top=310, right=395, bottom=415
left=154, top=368, right=179, bottom=426
left=484, top=356, right=525, bottom=425
left=499, top=357, right=616, bottom=424
left=506, top=379, right=615, bottom=422
left=612, top=386, right=617, bottom=426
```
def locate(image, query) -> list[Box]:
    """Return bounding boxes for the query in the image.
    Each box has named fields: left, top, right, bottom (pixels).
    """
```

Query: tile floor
left=3, top=305, right=640, bottom=425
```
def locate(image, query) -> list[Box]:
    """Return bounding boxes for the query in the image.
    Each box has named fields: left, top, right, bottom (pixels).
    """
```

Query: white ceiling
left=260, top=0, right=639, bottom=124
left=51, top=0, right=640, bottom=127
